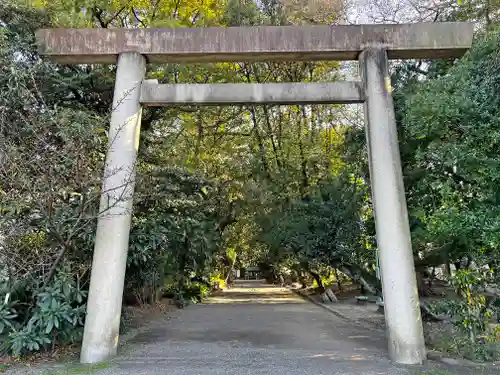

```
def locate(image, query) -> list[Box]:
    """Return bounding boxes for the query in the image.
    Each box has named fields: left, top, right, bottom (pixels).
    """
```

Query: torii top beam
left=36, top=23, right=474, bottom=64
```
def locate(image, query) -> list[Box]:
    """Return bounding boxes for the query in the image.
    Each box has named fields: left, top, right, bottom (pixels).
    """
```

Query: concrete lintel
left=140, top=82, right=364, bottom=106
left=36, top=23, right=474, bottom=64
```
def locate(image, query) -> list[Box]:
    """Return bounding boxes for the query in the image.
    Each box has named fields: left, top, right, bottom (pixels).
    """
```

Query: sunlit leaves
left=27, top=0, right=227, bottom=27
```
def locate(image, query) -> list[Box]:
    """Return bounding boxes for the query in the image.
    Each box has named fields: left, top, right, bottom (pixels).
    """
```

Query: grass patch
left=0, top=364, right=10, bottom=373
left=40, top=361, right=111, bottom=375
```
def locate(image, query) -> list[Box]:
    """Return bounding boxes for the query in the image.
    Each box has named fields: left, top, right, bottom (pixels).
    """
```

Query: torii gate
left=36, top=22, right=473, bottom=366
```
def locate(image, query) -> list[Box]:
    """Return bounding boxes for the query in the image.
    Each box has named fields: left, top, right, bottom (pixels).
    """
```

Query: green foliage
left=0, top=1, right=100, bottom=356
left=427, top=268, right=500, bottom=362
left=451, top=0, right=500, bottom=29
left=163, top=281, right=210, bottom=308
left=209, top=274, right=226, bottom=290
left=0, top=266, right=86, bottom=356
left=0, top=296, right=17, bottom=329
left=30, top=0, right=227, bottom=28
left=431, top=332, right=500, bottom=363
left=257, top=172, right=371, bottom=283
left=392, top=31, right=500, bottom=274
left=0, top=0, right=105, bottom=290
left=183, top=283, right=210, bottom=304
left=126, top=166, right=227, bottom=302
left=448, top=269, right=494, bottom=342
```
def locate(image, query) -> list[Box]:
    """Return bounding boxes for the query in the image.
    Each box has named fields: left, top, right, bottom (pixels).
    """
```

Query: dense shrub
left=0, top=266, right=86, bottom=356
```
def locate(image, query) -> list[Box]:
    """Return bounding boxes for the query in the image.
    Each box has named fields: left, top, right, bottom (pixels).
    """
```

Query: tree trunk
left=445, top=262, right=452, bottom=279
left=417, top=270, right=436, bottom=296
left=417, top=270, right=425, bottom=295
left=178, top=234, right=189, bottom=288
left=339, top=265, right=378, bottom=295
left=225, top=261, right=235, bottom=286
left=333, top=268, right=342, bottom=292
left=309, top=270, right=325, bottom=293
left=299, top=272, right=307, bottom=289
left=44, top=243, right=69, bottom=287
left=428, top=267, right=436, bottom=289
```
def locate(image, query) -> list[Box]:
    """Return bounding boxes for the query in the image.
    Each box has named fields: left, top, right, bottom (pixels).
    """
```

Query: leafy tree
left=399, top=31, right=500, bottom=276
left=257, top=171, right=378, bottom=292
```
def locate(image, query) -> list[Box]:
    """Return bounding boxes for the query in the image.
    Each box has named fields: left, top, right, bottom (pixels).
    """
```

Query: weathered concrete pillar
left=80, top=52, right=146, bottom=364
left=359, top=48, right=426, bottom=365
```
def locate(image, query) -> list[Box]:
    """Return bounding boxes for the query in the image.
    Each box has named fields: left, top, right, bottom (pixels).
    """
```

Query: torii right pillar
left=360, top=48, right=424, bottom=364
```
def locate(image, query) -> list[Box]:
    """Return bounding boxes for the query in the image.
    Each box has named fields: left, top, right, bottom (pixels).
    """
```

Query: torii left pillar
left=80, top=52, right=146, bottom=364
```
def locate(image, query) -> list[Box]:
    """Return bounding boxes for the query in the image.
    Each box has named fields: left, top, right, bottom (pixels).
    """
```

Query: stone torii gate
left=36, top=22, right=473, bottom=366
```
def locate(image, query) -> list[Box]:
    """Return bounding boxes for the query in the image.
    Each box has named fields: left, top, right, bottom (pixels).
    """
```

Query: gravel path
left=94, top=281, right=497, bottom=375
left=5, top=280, right=497, bottom=374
